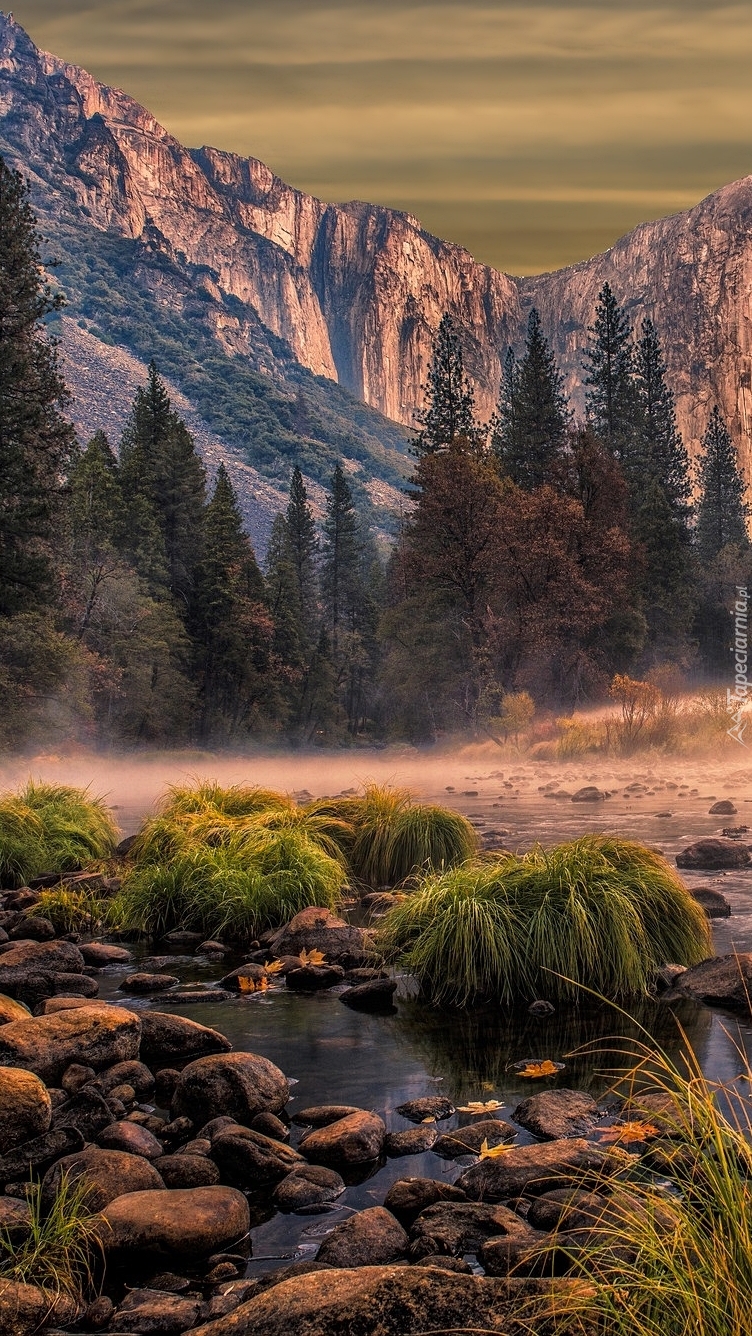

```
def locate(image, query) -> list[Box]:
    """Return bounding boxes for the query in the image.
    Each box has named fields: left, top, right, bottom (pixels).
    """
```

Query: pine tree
left=584, top=282, right=639, bottom=465
left=0, top=156, right=75, bottom=615
left=494, top=308, right=569, bottom=489
left=633, top=479, right=695, bottom=659
left=695, top=407, right=749, bottom=561
left=285, top=466, right=318, bottom=638
left=321, top=463, right=362, bottom=656
left=192, top=465, right=277, bottom=737
left=265, top=514, right=304, bottom=673
left=118, top=363, right=206, bottom=608
left=64, top=432, right=123, bottom=638
left=634, top=318, right=691, bottom=521
left=413, top=313, right=479, bottom=455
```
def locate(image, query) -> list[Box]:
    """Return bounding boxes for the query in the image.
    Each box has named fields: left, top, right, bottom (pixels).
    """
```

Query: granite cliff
left=1, top=11, right=751, bottom=486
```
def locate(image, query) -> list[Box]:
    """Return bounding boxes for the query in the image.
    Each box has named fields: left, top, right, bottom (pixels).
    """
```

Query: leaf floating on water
left=516, top=1060, right=560, bottom=1079
left=479, top=1137, right=514, bottom=1160
left=597, top=1120, right=660, bottom=1145
left=421, top=1116, right=437, bottom=1124
left=457, top=1099, right=505, bottom=1114
left=299, top=948, right=326, bottom=966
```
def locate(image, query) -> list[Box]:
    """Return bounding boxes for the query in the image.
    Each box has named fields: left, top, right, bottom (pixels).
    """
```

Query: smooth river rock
left=270, top=908, right=368, bottom=967
left=99, top=1186, right=250, bottom=1259
left=0, top=1004, right=140, bottom=1084
left=674, top=953, right=752, bottom=1011
left=316, top=1207, right=409, bottom=1268
left=676, top=838, right=751, bottom=869
left=138, top=1011, right=232, bottom=1066
left=211, top=1125, right=303, bottom=1189
left=0, top=939, right=84, bottom=997
left=512, top=1089, right=600, bottom=1141
left=41, top=1145, right=165, bottom=1212
left=409, top=1201, right=528, bottom=1259
left=0, top=1067, right=52, bottom=1152
left=171, top=1051, right=289, bottom=1126
left=0, top=993, right=31, bottom=1025
left=299, top=1110, right=386, bottom=1166
left=457, top=1137, right=613, bottom=1200
left=433, top=1119, right=516, bottom=1159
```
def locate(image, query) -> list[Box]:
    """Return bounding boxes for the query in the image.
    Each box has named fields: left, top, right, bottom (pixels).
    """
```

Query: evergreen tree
left=494, top=308, right=569, bottom=489
left=321, top=463, right=362, bottom=656
left=320, top=463, right=381, bottom=732
left=0, top=156, right=75, bottom=615
left=265, top=514, right=304, bottom=674
left=64, top=432, right=123, bottom=638
left=413, top=314, right=479, bottom=456
left=633, top=479, right=695, bottom=660
left=192, top=465, right=277, bottom=737
left=695, top=407, right=749, bottom=561
left=118, top=363, right=206, bottom=608
left=584, top=282, right=639, bottom=465
left=634, top=318, right=691, bottom=521
left=285, top=466, right=318, bottom=638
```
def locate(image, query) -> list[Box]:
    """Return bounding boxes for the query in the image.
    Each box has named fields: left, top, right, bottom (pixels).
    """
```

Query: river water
left=33, top=746, right=748, bottom=1274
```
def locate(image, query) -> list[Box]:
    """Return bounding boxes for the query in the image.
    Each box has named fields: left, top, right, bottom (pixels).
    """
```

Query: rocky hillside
left=2, top=11, right=752, bottom=489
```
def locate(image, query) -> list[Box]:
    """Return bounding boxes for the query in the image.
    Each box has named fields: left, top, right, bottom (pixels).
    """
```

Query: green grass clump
left=521, top=1033, right=752, bottom=1336
left=305, top=785, right=478, bottom=886
left=0, top=1171, right=102, bottom=1304
left=0, top=781, right=118, bottom=887
left=32, top=886, right=107, bottom=935
left=161, top=780, right=294, bottom=819
left=379, top=835, right=710, bottom=1006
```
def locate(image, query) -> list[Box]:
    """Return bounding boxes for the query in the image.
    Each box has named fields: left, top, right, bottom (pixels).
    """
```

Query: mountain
left=2, top=10, right=752, bottom=506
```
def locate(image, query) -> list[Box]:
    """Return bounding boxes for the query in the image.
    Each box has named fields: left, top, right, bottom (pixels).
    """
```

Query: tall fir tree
left=493, top=308, right=569, bottom=489
left=695, top=407, right=749, bottom=561
left=118, top=363, right=206, bottom=608
left=192, top=464, right=278, bottom=738
left=413, top=313, right=479, bottom=456
left=0, top=156, right=75, bottom=615
left=320, top=463, right=381, bottom=732
left=285, top=465, right=318, bottom=639
left=321, top=463, right=362, bottom=657
left=265, top=513, right=304, bottom=675
left=63, top=431, right=122, bottom=638
left=583, top=282, right=639, bottom=467
left=634, top=318, right=692, bottom=521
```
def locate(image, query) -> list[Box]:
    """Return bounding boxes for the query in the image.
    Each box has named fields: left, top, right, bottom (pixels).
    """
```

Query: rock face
left=0, top=1004, right=140, bottom=1083
left=3, top=12, right=751, bottom=490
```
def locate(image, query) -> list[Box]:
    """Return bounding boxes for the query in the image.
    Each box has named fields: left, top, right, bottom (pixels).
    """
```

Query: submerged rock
left=676, top=838, right=750, bottom=869
left=395, top=1097, right=455, bottom=1123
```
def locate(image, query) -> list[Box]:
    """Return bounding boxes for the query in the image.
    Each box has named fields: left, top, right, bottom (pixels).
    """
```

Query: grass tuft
left=379, top=835, right=710, bottom=1006
left=0, top=1171, right=102, bottom=1304
left=0, top=781, right=118, bottom=887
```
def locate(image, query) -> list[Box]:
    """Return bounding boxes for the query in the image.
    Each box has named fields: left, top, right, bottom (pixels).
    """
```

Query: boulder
left=220, top=964, right=268, bottom=991
left=395, top=1097, right=455, bottom=1123
left=0, top=1196, right=32, bottom=1243
left=8, top=917, right=55, bottom=942
left=113, top=1288, right=203, bottom=1335
left=0, top=1280, right=78, bottom=1336
left=291, top=1104, right=363, bottom=1128
left=41, top=1146, right=165, bottom=1212
left=339, top=979, right=397, bottom=1011
left=62, top=1061, right=97, bottom=1094
left=478, top=1230, right=549, bottom=1276
left=571, top=787, right=605, bottom=802
left=513, top=1089, right=600, bottom=1141
left=270, top=908, right=368, bottom=968
left=171, top=1051, right=289, bottom=1127
left=98, top=1120, right=164, bottom=1158
left=690, top=887, right=732, bottom=918
left=0, top=1004, right=140, bottom=1083
left=674, top=953, right=752, bottom=1011
left=432, top=1119, right=516, bottom=1159
left=51, top=1087, right=114, bottom=1139
left=119, top=973, right=179, bottom=993
left=51, top=971, right=99, bottom=998
left=99, top=1186, right=250, bottom=1259
left=138, top=1012, right=232, bottom=1066
left=38, top=995, right=97, bottom=1014
left=99, top=1060, right=155, bottom=1099
left=709, top=800, right=737, bottom=814
left=0, top=993, right=31, bottom=1025
left=676, top=838, right=750, bottom=869
left=78, top=942, right=132, bottom=967
left=527, top=1189, right=609, bottom=1232
left=185, top=1265, right=553, bottom=1336
left=273, top=1164, right=345, bottom=1212
left=0, top=1126, right=84, bottom=1185
left=316, top=1207, right=408, bottom=1268
left=161, top=930, right=205, bottom=948
left=285, top=964, right=346, bottom=990
left=382, top=1178, right=467, bottom=1229
left=158, top=1154, right=221, bottom=1188
left=0, top=1068, right=51, bottom=1152
left=300, top=1110, right=386, bottom=1166
left=0, top=939, right=84, bottom=997
left=409, top=1201, right=528, bottom=1259
left=251, top=1111, right=290, bottom=1142
left=212, top=1125, right=303, bottom=1189
left=384, top=1125, right=438, bottom=1156
left=457, top=1138, right=613, bottom=1201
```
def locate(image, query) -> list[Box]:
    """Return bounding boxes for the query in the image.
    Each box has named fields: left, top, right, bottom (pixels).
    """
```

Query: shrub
left=379, top=835, right=710, bottom=1006
left=0, top=781, right=118, bottom=887
left=522, top=1034, right=752, bottom=1336
left=0, top=1170, right=102, bottom=1303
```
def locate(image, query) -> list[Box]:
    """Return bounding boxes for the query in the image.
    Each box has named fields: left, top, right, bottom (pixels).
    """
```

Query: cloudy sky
left=12, top=1, right=752, bottom=274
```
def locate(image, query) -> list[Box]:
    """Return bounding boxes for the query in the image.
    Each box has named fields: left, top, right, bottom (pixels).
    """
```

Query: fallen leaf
left=299, top=948, right=326, bottom=966
left=265, top=959, right=284, bottom=975
left=457, top=1100, right=505, bottom=1114
left=479, top=1137, right=515, bottom=1159
left=516, top=1060, right=560, bottom=1079
left=237, top=975, right=258, bottom=994
left=596, top=1120, right=660, bottom=1145
left=421, top=1116, right=437, bottom=1124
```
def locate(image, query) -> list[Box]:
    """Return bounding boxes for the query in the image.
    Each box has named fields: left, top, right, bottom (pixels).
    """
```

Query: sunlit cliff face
left=12, top=0, right=752, bottom=273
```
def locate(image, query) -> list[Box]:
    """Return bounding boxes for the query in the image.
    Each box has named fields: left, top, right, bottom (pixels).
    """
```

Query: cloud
left=12, top=1, right=752, bottom=272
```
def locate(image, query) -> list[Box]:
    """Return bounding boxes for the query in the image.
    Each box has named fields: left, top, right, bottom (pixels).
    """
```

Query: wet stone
left=432, top=1119, right=516, bottom=1160
left=273, top=1163, right=345, bottom=1212
left=395, top=1097, right=455, bottom=1123
left=385, top=1125, right=438, bottom=1156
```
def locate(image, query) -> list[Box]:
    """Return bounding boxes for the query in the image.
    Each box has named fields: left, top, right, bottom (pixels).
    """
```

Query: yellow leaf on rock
left=237, top=975, right=257, bottom=993
left=265, top=960, right=284, bottom=975
left=479, top=1137, right=514, bottom=1159
left=299, top=948, right=326, bottom=966
left=421, top=1116, right=437, bottom=1124
left=596, top=1120, right=660, bottom=1145
left=517, top=1060, right=560, bottom=1079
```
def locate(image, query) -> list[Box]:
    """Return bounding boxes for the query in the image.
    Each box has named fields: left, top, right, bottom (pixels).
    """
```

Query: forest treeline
left=1, top=157, right=749, bottom=749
